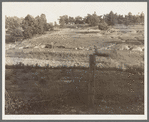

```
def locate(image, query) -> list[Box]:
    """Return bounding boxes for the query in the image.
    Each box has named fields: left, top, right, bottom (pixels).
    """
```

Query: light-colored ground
left=5, top=24, right=144, bottom=70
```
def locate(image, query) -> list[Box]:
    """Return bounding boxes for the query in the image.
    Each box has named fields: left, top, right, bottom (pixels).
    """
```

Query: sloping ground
left=5, top=36, right=144, bottom=70
left=5, top=25, right=145, bottom=114
left=5, top=24, right=144, bottom=52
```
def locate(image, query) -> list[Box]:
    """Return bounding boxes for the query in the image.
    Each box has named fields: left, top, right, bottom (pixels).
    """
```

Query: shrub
left=11, top=28, right=23, bottom=37
left=6, top=28, right=24, bottom=43
left=5, top=35, right=15, bottom=43
left=23, top=26, right=33, bottom=39
left=98, top=22, right=108, bottom=30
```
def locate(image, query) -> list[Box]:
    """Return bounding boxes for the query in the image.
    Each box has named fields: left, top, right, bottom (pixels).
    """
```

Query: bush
left=98, top=22, right=108, bottom=30
left=11, top=28, right=23, bottom=37
left=5, top=35, right=15, bottom=43
left=23, top=27, right=33, bottom=39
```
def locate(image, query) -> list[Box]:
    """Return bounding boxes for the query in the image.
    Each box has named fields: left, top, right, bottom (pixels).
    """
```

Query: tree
left=82, top=16, right=87, bottom=24
left=48, top=22, right=54, bottom=30
left=106, top=11, right=115, bottom=26
left=86, top=12, right=100, bottom=26
left=124, top=15, right=129, bottom=26
left=34, top=15, right=43, bottom=34
left=5, top=16, right=22, bottom=29
left=11, top=28, right=23, bottom=37
left=68, top=16, right=75, bottom=24
left=136, top=15, right=141, bottom=24
left=10, top=28, right=24, bottom=43
left=117, top=15, right=124, bottom=24
left=75, top=16, right=83, bottom=24
left=98, top=22, right=108, bottom=30
left=59, top=16, right=65, bottom=27
left=58, top=15, right=68, bottom=27
left=114, top=13, right=118, bottom=24
left=140, top=12, right=144, bottom=24
left=22, top=14, right=36, bottom=38
left=103, top=11, right=118, bottom=26
left=40, top=14, right=48, bottom=31
left=23, top=26, right=33, bottom=38
left=132, top=15, right=137, bottom=24
left=54, top=21, right=58, bottom=26
left=63, top=15, right=69, bottom=24
left=128, top=12, right=133, bottom=24
left=98, top=15, right=102, bottom=22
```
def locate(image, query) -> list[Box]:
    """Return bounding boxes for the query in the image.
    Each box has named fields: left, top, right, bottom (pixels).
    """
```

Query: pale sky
left=3, top=2, right=147, bottom=24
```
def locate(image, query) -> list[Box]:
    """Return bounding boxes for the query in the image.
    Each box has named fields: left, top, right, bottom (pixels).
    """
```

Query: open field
left=5, top=24, right=144, bottom=114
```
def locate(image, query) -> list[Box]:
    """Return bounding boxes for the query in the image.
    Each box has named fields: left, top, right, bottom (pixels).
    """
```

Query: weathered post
left=88, top=54, right=96, bottom=107
left=71, top=68, right=74, bottom=83
left=51, top=42, right=54, bottom=52
left=14, top=37, right=17, bottom=44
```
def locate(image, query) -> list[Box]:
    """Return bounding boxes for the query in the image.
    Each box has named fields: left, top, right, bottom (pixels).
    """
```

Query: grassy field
left=5, top=67, right=144, bottom=114
left=5, top=24, right=144, bottom=114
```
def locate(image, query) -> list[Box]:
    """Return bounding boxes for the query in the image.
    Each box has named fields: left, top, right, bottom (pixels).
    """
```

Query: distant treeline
left=59, top=11, right=144, bottom=27
left=5, top=11, right=144, bottom=42
left=5, top=14, right=53, bottom=42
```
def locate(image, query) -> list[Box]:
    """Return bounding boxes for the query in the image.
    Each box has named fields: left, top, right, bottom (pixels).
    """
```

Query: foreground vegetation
left=5, top=66, right=144, bottom=114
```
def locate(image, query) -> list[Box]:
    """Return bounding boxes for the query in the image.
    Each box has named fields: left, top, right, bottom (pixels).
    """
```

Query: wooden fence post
left=71, top=68, right=74, bottom=82
left=51, top=42, right=54, bottom=52
left=88, top=54, right=96, bottom=108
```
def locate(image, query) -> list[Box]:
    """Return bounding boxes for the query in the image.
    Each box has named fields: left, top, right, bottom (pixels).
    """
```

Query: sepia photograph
left=2, top=2, right=147, bottom=120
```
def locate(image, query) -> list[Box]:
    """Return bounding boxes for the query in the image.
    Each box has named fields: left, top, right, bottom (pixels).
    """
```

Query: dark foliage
left=98, top=22, right=108, bottom=30
left=58, top=11, right=144, bottom=27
